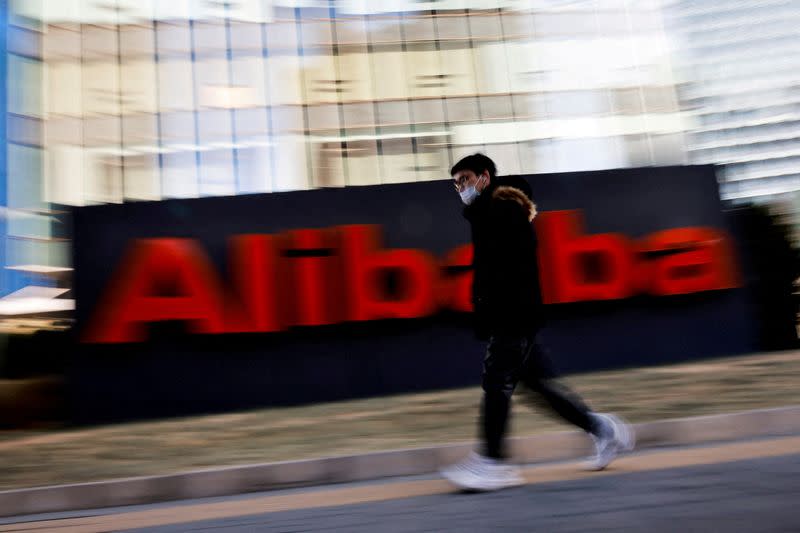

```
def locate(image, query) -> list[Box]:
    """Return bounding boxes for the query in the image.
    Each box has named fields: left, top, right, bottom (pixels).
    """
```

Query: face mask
left=460, top=185, right=480, bottom=205
left=459, top=175, right=485, bottom=205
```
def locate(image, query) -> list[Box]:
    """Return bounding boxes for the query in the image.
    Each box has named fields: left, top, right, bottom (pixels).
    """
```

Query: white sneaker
left=440, top=452, right=525, bottom=491
left=587, top=413, right=635, bottom=471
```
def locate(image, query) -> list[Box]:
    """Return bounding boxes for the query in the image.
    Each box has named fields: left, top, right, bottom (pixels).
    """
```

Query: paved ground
left=140, top=455, right=799, bottom=533
left=3, top=350, right=800, bottom=491
left=3, top=435, right=800, bottom=533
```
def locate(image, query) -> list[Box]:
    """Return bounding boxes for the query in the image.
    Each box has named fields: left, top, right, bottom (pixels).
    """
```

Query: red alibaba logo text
left=83, top=210, right=740, bottom=343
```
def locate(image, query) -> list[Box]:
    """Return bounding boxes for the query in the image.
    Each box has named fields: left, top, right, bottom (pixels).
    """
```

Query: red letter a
left=84, top=238, right=227, bottom=343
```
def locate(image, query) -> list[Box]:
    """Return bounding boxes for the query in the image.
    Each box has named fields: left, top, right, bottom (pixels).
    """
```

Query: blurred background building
left=1, top=0, right=798, bottom=317
left=664, top=0, right=800, bottom=203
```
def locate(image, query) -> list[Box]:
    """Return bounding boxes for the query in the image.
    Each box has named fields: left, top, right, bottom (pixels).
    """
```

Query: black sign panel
left=71, top=165, right=757, bottom=423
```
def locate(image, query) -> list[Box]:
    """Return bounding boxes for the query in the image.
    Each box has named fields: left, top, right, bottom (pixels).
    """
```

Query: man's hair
left=450, top=153, right=497, bottom=179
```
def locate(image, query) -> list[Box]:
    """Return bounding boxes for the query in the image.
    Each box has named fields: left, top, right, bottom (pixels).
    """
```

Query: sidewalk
left=0, top=350, right=798, bottom=495
left=5, top=434, right=800, bottom=531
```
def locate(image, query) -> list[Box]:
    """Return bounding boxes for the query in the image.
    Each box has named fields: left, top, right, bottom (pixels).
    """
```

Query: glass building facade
left=4, top=0, right=60, bottom=300
left=3, top=0, right=690, bottom=298
left=665, top=0, right=800, bottom=202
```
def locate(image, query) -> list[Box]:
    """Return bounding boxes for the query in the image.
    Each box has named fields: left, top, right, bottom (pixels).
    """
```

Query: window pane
left=160, top=111, right=195, bottom=144
left=231, top=56, right=267, bottom=107
left=8, top=25, right=42, bottom=58
left=436, top=14, right=471, bottom=41
left=446, top=97, right=481, bottom=124
left=83, top=61, right=120, bottom=116
left=376, top=101, right=411, bottom=126
left=381, top=137, right=416, bottom=184
left=474, top=43, right=510, bottom=94
left=120, top=25, right=155, bottom=58
left=197, top=109, right=232, bottom=142
left=313, top=141, right=346, bottom=188
left=82, top=25, right=118, bottom=60
left=87, top=152, right=123, bottom=204
left=162, top=151, right=198, bottom=198
left=267, top=54, right=303, bottom=105
left=237, top=145, right=273, bottom=193
left=265, top=20, right=298, bottom=53
left=414, top=146, right=445, bottom=182
left=83, top=117, right=121, bottom=148
left=234, top=108, right=269, bottom=137
left=412, top=99, right=445, bottom=125
left=123, top=114, right=159, bottom=148
left=9, top=56, right=43, bottom=117
left=440, top=44, right=476, bottom=97
left=199, top=149, right=235, bottom=196
left=501, top=11, right=533, bottom=40
left=548, top=91, right=610, bottom=118
left=367, top=16, right=402, bottom=44
left=371, top=49, right=409, bottom=100
left=303, top=53, right=338, bottom=105
left=156, top=22, right=192, bottom=54
left=469, top=12, right=502, bottom=42
left=45, top=117, right=82, bottom=145
left=273, top=134, right=310, bottom=191
left=335, top=16, right=368, bottom=46
left=123, top=154, right=161, bottom=201
left=507, top=41, right=538, bottom=93
left=8, top=115, right=41, bottom=147
left=46, top=145, right=86, bottom=205
left=43, top=25, right=81, bottom=60
left=344, top=140, right=381, bottom=186
left=407, top=46, right=442, bottom=99
left=271, top=105, right=304, bottom=135
left=337, top=49, right=373, bottom=102
left=194, top=21, right=227, bottom=53
left=401, top=14, right=435, bottom=42
left=8, top=145, right=46, bottom=212
left=485, top=143, right=522, bottom=176
left=122, top=60, right=158, bottom=114
left=302, top=20, right=334, bottom=49
left=342, top=102, right=375, bottom=129
left=479, top=95, right=514, bottom=120
left=307, top=104, right=340, bottom=131
left=158, top=59, right=194, bottom=111
left=48, top=61, right=82, bottom=116
left=230, top=21, right=263, bottom=51
left=196, top=58, right=230, bottom=108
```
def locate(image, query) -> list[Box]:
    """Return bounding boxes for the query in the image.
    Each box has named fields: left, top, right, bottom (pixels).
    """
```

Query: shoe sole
left=440, top=467, right=524, bottom=492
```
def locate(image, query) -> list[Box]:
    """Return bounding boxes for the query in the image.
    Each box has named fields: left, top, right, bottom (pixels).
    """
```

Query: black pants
left=480, top=332, right=596, bottom=459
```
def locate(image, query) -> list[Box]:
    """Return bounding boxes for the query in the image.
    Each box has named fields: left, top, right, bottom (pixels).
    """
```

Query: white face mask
left=459, top=175, right=485, bottom=205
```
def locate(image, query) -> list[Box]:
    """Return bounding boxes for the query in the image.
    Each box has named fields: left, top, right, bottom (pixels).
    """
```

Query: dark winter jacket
left=463, top=175, right=545, bottom=339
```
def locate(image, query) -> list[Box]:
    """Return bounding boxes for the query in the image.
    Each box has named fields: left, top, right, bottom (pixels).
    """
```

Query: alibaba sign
left=83, top=210, right=740, bottom=343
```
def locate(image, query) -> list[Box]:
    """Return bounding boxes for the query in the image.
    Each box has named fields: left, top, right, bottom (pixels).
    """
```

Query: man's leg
left=440, top=334, right=527, bottom=491
left=518, top=336, right=596, bottom=433
left=480, top=334, right=526, bottom=459
left=519, top=335, right=635, bottom=469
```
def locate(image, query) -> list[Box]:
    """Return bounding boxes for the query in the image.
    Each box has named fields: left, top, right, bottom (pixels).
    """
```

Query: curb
left=2, top=405, right=799, bottom=518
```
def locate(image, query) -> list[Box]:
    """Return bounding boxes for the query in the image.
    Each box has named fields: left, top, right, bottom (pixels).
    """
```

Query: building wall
left=25, top=1, right=686, bottom=206
left=1, top=0, right=7, bottom=294
left=2, top=0, right=57, bottom=294
left=665, top=0, right=800, bottom=202
left=1, top=0, right=690, bottom=294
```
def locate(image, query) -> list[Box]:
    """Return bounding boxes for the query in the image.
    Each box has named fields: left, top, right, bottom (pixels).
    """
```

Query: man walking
left=441, top=153, right=634, bottom=492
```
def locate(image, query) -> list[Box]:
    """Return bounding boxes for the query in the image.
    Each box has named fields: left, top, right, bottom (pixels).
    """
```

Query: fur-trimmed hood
left=492, top=185, right=537, bottom=222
